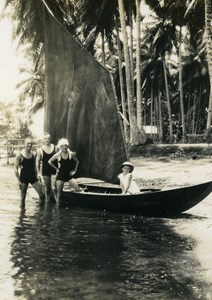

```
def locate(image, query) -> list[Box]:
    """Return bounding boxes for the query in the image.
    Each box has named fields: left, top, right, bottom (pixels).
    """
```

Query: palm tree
left=171, top=0, right=192, bottom=142
left=80, top=0, right=142, bottom=144
left=5, top=0, right=79, bottom=48
left=182, top=30, right=209, bottom=134
left=115, top=18, right=129, bottom=142
left=141, top=10, right=176, bottom=142
left=136, top=0, right=142, bottom=130
left=204, top=0, right=212, bottom=134
left=78, top=0, right=117, bottom=58
left=118, top=0, right=140, bottom=144
left=185, top=0, right=212, bottom=135
left=17, top=44, right=45, bottom=116
left=5, top=0, right=81, bottom=115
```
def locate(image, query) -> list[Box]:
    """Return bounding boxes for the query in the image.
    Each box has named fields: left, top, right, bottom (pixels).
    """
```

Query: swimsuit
left=56, top=155, right=76, bottom=182
left=20, top=154, right=38, bottom=185
left=41, top=146, right=57, bottom=176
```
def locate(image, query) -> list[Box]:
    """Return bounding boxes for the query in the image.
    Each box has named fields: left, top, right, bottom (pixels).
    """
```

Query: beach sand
left=131, top=156, right=212, bottom=189
left=0, top=156, right=212, bottom=191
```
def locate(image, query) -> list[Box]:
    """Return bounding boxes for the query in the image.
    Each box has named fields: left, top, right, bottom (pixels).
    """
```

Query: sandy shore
left=131, top=157, right=212, bottom=189
left=0, top=156, right=212, bottom=189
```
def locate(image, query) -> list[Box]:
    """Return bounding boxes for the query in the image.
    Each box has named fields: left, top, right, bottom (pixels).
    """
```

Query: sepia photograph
left=0, top=0, right=212, bottom=299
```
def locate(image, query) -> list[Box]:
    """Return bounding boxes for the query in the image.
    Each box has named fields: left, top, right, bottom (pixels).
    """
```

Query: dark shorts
left=56, top=173, right=74, bottom=182
left=20, top=175, right=38, bottom=185
left=42, top=171, right=56, bottom=177
left=42, top=164, right=57, bottom=177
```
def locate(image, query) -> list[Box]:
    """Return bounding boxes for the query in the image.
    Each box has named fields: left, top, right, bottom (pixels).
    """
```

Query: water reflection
left=119, top=219, right=207, bottom=300
left=10, top=205, right=211, bottom=300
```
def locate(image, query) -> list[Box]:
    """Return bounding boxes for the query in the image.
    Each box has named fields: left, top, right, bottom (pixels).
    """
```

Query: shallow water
left=0, top=185, right=212, bottom=300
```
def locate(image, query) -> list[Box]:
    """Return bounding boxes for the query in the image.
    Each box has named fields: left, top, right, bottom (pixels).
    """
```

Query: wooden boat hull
left=62, top=181, right=212, bottom=216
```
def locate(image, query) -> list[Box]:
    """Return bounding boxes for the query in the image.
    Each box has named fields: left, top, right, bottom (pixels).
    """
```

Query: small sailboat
left=43, top=6, right=212, bottom=216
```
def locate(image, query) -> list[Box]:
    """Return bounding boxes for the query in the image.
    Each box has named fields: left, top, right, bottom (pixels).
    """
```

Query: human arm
left=36, top=149, right=42, bottom=179
left=48, top=153, right=59, bottom=173
left=55, top=145, right=60, bottom=153
left=14, top=153, right=22, bottom=188
left=118, top=174, right=125, bottom=193
left=33, top=152, right=39, bottom=179
left=70, top=152, right=79, bottom=176
left=120, top=182, right=125, bottom=193
left=123, top=174, right=132, bottom=194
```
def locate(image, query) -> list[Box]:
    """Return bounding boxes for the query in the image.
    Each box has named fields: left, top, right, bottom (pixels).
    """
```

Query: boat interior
left=64, top=184, right=160, bottom=195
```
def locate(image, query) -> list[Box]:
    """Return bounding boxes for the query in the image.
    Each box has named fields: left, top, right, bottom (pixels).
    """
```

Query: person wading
left=36, top=133, right=59, bottom=203
left=48, top=138, right=81, bottom=206
left=14, top=137, right=44, bottom=209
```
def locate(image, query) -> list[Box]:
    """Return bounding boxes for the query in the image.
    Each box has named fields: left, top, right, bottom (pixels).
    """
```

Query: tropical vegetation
left=0, top=100, right=33, bottom=139
left=3, top=0, right=212, bottom=144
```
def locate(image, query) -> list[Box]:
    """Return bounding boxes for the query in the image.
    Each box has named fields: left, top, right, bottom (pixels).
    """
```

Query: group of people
left=14, top=133, right=80, bottom=208
left=14, top=133, right=140, bottom=209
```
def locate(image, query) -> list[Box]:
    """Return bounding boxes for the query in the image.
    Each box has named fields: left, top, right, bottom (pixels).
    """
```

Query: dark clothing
left=20, top=154, right=38, bottom=185
left=41, top=146, right=57, bottom=176
left=56, top=155, right=76, bottom=182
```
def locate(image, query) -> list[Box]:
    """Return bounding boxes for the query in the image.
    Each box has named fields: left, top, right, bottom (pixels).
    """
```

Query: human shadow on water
left=10, top=206, right=211, bottom=300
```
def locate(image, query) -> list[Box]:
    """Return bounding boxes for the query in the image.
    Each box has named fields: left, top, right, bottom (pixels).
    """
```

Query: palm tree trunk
left=155, top=92, right=159, bottom=142
left=116, top=17, right=129, bottom=142
left=192, top=94, right=196, bottom=134
left=101, top=30, right=105, bottom=66
left=178, top=27, right=186, bottom=142
left=158, top=88, right=163, bottom=142
left=195, top=87, right=201, bottom=133
left=187, top=89, right=191, bottom=132
left=118, top=0, right=138, bottom=144
left=136, top=0, right=142, bottom=130
left=162, top=58, right=173, bottom=142
left=129, top=1, right=134, bottom=99
left=150, top=84, right=153, bottom=138
left=205, top=0, right=212, bottom=134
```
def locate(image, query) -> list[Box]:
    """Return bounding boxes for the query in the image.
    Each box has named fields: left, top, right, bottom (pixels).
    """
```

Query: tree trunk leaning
left=118, top=0, right=139, bottom=144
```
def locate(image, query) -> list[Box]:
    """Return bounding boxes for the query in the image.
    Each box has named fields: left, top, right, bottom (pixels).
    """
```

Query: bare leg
left=51, top=175, right=57, bottom=201
left=32, top=181, right=45, bottom=205
left=69, top=178, right=80, bottom=192
left=20, top=183, right=28, bottom=208
left=43, top=176, right=51, bottom=203
left=56, top=180, right=64, bottom=206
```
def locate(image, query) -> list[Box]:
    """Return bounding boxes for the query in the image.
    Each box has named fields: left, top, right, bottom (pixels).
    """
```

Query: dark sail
left=44, top=8, right=128, bottom=182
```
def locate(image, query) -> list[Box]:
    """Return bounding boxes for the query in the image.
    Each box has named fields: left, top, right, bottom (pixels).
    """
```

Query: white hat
left=121, top=161, right=134, bottom=172
left=58, top=138, right=69, bottom=148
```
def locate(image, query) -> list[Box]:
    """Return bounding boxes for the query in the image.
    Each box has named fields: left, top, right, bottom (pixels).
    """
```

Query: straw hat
left=121, top=161, right=134, bottom=172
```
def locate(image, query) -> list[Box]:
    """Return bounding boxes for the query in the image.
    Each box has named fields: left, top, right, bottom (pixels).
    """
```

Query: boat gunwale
left=63, top=181, right=212, bottom=197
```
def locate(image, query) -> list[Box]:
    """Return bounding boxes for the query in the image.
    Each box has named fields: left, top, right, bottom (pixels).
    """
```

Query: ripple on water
left=0, top=192, right=212, bottom=299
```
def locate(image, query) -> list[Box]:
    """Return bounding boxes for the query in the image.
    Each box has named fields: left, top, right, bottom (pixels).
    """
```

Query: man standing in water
left=14, top=137, right=44, bottom=208
left=36, top=133, right=59, bottom=203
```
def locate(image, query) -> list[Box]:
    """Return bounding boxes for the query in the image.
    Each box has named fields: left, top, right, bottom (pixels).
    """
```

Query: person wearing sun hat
left=118, top=161, right=140, bottom=194
left=120, top=161, right=134, bottom=172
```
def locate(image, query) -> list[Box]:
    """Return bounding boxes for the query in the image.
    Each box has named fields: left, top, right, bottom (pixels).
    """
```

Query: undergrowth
left=129, top=144, right=212, bottom=158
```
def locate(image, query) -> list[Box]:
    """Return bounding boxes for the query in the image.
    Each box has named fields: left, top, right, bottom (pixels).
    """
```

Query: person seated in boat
left=48, top=138, right=81, bottom=205
left=118, top=162, right=140, bottom=195
left=36, top=133, right=59, bottom=203
left=14, top=137, right=45, bottom=209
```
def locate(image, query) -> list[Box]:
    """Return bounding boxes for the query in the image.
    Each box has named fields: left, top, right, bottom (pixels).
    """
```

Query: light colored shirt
left=118, top=173, right=140, bottom=194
